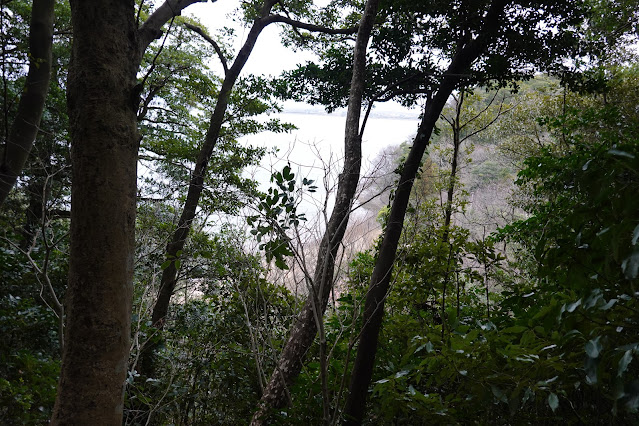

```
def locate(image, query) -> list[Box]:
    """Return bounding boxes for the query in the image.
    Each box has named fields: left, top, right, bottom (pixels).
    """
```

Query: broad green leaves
left=247, top=164, right=316, bottom=269
left=548, top=392, right=559, bottom=412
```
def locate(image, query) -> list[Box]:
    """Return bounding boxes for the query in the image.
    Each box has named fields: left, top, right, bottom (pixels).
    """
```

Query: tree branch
left=0, top=0, right=55, bottom=206
left=183, top=22, right=229, bottom=76
left=269, top=14, right=358, bottom=35
left=137, top=0, right=207, bottom=58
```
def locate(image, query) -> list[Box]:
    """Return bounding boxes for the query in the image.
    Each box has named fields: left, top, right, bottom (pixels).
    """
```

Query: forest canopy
left=0, top=0, right=638, bottom=424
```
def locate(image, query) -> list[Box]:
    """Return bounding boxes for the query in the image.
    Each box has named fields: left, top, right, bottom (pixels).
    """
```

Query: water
left=241, top=111, right=420, bottom=189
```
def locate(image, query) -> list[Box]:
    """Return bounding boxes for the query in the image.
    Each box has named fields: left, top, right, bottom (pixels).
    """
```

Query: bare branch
left=49, top=209, right=71, bottom=219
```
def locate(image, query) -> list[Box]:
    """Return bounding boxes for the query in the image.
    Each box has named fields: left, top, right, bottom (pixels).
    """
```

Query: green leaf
left=566, top=299, right=581, bottom=313
left=548, top=393, right=559, bottom=412
left=622, top=250, right=639, bottom=279
left=274, top=256, right=289, bottom=270
left=618, top=350, right=633, bottom=377
left=585, top=336, right=602, bottom=359
left=491, top=385, right=507, bottom=403
left=395, top=369, right=410, bottom=379
left=599, top=299, right=617, bottom=311
left=608, top=148, right=635, bottom=158
left=161, top=260, right=171, bottom=270
left=282, top=164, right=293, bottom=180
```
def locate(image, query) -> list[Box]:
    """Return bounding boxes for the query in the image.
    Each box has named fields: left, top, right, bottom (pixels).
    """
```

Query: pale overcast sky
left=184, top=1, right=320, bottom=77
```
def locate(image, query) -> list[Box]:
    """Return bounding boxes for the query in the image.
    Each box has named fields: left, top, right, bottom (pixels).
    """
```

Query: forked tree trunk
left=343, top=2, right=507, bottom=423
left=51, top=0, right=140, bottom=423
left=140, top=2, right=282, bottom=381
left=147, top=9, right=278, bottom=370
left=251, top=0, right=381, bottom=423
left=0, top=0, right=54, bottom=205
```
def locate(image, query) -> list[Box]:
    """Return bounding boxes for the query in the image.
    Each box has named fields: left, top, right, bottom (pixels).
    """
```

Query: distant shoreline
left=281, top=107, right=420, bottom=121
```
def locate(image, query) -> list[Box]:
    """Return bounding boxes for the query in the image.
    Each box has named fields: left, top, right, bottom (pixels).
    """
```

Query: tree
left=52, top=0, right=357, bottom=421
left=251, top=0, right=382, bottom=423
left=125, top=226, right=298, bottom=424
left=50, top=0, right=203, bottom=423
left=1, top=0, right=634, bottom=422
left=0, top=0, right=55, bottom=205
left=142, top=0, right=358, bottom=381
left=343, top=0, right=591, bottom=422
left=498, top=65, right=639, bottom=418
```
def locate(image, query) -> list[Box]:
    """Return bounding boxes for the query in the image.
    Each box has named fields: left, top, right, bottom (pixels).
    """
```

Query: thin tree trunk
left=0, top=0, right=54, bottom=205
left=51, top=0, right=140, bottom=423
left=250, top=0, right=381, bottom=423
left=442, top=92, right=464, bottom=240
left=343, top=2, right=507, bottom=420
left=440, top=91, right=464, bottom=338
left=142, top=1, right=279, bottom=379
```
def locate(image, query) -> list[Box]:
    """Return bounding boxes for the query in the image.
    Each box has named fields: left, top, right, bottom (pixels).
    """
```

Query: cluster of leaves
left=275, top=181, right=505, bottom=423
left=356, top=70, right=639, bottom=424
left=247, top=164, right=317, bottom=269
left=0, top=2, right=72, bottom=422
left=275, top=0, right=589, bottom=111
left=1, top=2, right=299, bottom=423
left=498, top=95, right=639, bottom=417
left=0, top=232, right=65, bottom=424
left=137, top=19, right=286, bottom=215
left=273, top=67, right=639, bottom=425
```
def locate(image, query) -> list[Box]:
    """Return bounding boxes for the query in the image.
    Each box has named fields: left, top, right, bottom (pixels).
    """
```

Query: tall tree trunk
left=251, top=0, right=381, bottom=423
left=50, top=1, right=199, bottom=423
left=0, top=0, right=54, bottom=205
left=51, top=0, right=140, bottom=423
left=343, top=3, right=507, bottom=423
left=440, top=92, right=463, bottom=337
left=443, top=92, right=464, bottom=239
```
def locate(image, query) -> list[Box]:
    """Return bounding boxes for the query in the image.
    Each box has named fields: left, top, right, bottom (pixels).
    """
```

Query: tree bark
left=50, top=1, right=140, bottom=423
left=251, top=0, right=381, bottom=423
left=439, top=93, right=463, bottom=336
left=0, top=0, right=54, bottom=205
left=342, top=2, right=507, bottom=423
left=443, top=92, right=464, bottom=239
left=50, top=1, right=200, bottom=423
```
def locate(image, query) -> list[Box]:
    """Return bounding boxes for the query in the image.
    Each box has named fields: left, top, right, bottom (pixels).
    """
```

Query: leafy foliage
left=2, top=0, right=639, bottom=423
left=126, top=257, right=297, bottom=425
left=247, top=164, right=317, bottom=269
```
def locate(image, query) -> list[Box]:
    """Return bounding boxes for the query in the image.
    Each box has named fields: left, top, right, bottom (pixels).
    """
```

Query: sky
left=184, top=0, right=320, bottom=77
